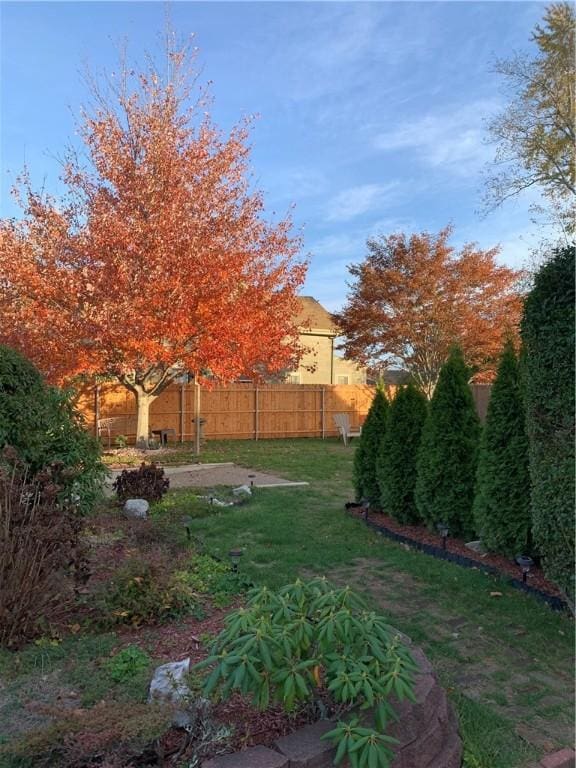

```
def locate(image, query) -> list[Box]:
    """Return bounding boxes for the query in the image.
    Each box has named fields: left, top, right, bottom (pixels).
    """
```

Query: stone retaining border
left=202, top=639, right=462, bottom=768
left=539, top=748, right=576, bottom=768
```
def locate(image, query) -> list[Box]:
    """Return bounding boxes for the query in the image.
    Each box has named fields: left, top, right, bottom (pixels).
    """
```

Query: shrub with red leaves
left=0, top=451, right=89, bottom=648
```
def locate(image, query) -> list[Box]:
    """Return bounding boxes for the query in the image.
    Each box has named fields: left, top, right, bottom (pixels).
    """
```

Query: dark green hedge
left=378, top=384, right=428, bottom=524
left=0, top=344, right=105, bottom=513
left=415, top=347, right=480, bottom=539
left=473, top=340, right=530, bottom=556
left=521, top=245, right=575, bottom=600
left=353, top=388, right=388, bottom=502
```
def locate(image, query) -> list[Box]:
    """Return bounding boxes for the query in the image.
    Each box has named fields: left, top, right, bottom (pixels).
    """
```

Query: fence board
left=76, top=380, right=491, bottom=444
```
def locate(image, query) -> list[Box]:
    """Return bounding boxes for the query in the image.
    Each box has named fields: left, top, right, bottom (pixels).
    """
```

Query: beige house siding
left=292, top=331, right=335, bottom=384
left=333, top=356, right=367, bottom=385
left=283, top=296, right=368, bottom=386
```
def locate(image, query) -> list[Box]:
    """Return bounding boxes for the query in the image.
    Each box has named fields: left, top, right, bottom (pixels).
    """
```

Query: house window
left=287, top=373, right=300, bottom=384
left=337, top=375, right=349, bottom=385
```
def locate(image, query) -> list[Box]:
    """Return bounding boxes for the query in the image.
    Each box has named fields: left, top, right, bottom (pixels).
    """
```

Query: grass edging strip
left=346, top=508, right=570, bottom=613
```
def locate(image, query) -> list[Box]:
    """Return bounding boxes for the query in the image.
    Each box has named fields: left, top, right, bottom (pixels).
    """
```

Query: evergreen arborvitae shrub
left=378, top=384, right=428, bottom=524
left=415, top=346, right=481, bottom=539
left=473, top=340, right=530, bottom=556
left=0, top=344, right=104, bottom=513
left=521, top=245, right=575, bottom=600
left=353, top=389, right=388, bottom=502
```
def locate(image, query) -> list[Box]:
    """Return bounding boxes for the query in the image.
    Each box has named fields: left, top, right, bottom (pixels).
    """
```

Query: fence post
left=194, top=379, right=201, bottom=456
left=180, top=384, right=185, bottom=443
left=321, top=387, right=325, bottom=439
left=254, top=386, right=259, bottom=440
left=94, top=383, right=100, bottom=437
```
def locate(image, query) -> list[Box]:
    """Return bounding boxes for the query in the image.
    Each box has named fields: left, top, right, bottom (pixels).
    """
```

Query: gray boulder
left=148, top=658, right=191, bottom=705
left=123, top=499, right=149, bottom=518
left=232, top=484, right=252, bottom=497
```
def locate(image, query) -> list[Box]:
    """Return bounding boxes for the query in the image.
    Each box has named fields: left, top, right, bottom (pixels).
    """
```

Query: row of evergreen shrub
left=353, top=246, right=574, bottom=600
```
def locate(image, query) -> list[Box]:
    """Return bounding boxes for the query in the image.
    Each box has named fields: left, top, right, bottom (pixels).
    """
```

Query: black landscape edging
left=346, top=507, right=569, bottom=613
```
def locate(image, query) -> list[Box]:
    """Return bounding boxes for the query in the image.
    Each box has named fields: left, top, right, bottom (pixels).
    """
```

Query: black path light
left=437, top=522, right=449, bottom=550
left=228, top=548, right=243, bottom=573
left=515, top=554, right=534, bottom=583
left=248, top=473, right=256, bottom=489
left=361, top=498, right=370, bottom=521
left=182, top=516, right=193, bottom=541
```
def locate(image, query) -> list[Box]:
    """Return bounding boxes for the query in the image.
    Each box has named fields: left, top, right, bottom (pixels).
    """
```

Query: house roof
left=295, top=296, right=338, bottom=334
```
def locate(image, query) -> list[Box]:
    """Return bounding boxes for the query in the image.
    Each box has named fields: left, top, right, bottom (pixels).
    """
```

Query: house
left=286, top=297, right=367, bottom=385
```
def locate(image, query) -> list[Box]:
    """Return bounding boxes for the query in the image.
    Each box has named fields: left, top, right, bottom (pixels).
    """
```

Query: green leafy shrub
left=173, top=553, right=249, bottom=607
left=0, top=344, right=106, bottom=512
left=354, top=389, right=388, bottom=502
left=105, top=644, right=151, bottom=683
left=473, top=341, right=531, bottom=556
left=378, top=385, right=428, bottom=524
left=97, top=557, right=200, bottom=627
left=521, top=245, right=575, bottom=600
left=0, top=462, right=88, bottom=648
left=194, top=578, right=417, bottom=768
left=114, top=434, right=128, bottom=449
left=113, top=462, right=170, bottom=504
left=415, top=347, right=481, bottom=539
left=0, top=344, right=105, bottom=514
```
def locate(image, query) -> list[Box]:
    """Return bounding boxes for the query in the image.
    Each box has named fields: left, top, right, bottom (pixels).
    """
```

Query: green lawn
left=174, top=439, right=574, bottom=768
left=2, top=439, right=573, bottom=768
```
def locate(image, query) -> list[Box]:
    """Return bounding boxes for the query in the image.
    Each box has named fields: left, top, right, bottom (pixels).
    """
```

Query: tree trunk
left=134, top=388, right=157, bottom=448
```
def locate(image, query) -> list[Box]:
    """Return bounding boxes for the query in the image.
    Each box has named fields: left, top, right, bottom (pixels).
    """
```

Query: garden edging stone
left=201, top=640, right=462, bottom=768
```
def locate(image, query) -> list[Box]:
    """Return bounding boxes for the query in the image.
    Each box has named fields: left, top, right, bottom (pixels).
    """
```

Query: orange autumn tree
left=334, top=227, right=523, bottom=398
left=0, top=41, right=306, bottom=445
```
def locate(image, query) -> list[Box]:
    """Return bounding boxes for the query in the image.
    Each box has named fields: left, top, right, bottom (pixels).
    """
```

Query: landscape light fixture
left=515, top=554, right=534, bottom=584
left=248, top=474, right=256, bottom=489
left=182, top=516, right=193, bottom=542
left=361, top=499, right=370, bottom=521
left=228, top=548, right=243, bottom=573
left=437, top=522, right=449, bottom=550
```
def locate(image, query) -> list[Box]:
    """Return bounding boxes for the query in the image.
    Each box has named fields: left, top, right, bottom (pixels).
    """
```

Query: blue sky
left=1, top=1, right=548, bottom=311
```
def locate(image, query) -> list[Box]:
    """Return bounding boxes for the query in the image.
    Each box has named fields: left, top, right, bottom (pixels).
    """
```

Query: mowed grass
left=163, top=438, right=574, bottom=768
left=1, top=439, right=572, bottom=768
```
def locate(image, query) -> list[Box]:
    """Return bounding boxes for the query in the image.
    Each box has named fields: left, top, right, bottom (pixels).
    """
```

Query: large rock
left=123, top=498, right=149, bottom=519
left=232, top=484, right=252, bottom=497
left=148, top=658, right=191, bottom=705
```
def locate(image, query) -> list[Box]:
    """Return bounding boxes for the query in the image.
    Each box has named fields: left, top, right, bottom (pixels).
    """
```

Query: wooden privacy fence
left=75, top=383, right=377, bottom=442
left=75, top=382, right=493, bottom=443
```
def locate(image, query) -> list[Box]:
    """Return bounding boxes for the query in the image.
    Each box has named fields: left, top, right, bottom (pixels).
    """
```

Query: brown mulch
left=108, top=606, right=312, bottom=764
left=348, top=505, right=563, bottom=598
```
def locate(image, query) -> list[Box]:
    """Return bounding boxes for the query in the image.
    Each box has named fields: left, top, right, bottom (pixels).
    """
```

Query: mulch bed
left=347, top=504, right=564, bottom=600
left=115, top=605, right=313, bottom=764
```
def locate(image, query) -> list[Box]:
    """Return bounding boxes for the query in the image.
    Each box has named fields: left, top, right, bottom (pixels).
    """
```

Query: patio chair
left=333, top=413, right=362, bottom=446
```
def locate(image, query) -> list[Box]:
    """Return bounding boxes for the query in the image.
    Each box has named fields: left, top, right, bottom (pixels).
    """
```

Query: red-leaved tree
left=334, top=227, right=523, bottom=398
left=0, top=40, right=307, bottom=444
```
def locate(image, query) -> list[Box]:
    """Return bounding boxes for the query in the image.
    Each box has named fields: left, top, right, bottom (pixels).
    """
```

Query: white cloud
left=324, top=182, right=400, bottom=222
left=373, top=100, right=500, bottom=176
